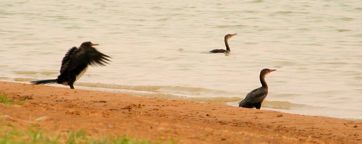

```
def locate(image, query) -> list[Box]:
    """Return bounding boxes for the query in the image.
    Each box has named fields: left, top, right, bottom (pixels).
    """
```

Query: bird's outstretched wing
left=87, top=47, right=111, bottom=66
left=60, top=47, right=78, bottom=73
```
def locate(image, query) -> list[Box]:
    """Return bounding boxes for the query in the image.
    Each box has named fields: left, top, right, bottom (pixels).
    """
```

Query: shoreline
left=5, top=79, right=361, bottom=120
left=1, top=81, right=361, bottom=143
left=5, top=78, right=361, bottom=121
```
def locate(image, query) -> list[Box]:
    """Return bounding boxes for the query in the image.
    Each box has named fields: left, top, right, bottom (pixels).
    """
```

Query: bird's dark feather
left=239, top=87, right=268, bottom=107
left=210, top=49, right=227, bottom=53
left=60, top=47, right=78, bottom=73
left=86, top=47, right=111, bottom=66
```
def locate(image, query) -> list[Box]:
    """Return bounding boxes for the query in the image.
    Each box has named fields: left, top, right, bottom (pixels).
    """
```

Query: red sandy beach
left=0, top=81, right=361, bottom=143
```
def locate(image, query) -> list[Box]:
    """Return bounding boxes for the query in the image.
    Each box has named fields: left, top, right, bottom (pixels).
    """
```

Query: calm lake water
left=1, top=0, right=361, bottom=119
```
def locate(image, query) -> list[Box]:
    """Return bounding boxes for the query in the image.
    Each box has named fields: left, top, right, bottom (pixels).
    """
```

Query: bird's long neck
left=260, top=74, right=268, bottom=88
left=224, top=37, right=230, bottom=51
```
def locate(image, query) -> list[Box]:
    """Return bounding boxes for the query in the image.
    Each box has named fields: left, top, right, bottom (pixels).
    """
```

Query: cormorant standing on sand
left=239, top=68, right=276, bottom=109
left=31, top=41, right=111, bottom=89
left=210, top=33, right=237, bottom=54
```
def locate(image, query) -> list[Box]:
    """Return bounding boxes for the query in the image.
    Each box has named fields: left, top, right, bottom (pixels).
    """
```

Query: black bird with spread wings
left=239, top=68, right=276, bottom=109
left=210, top=33, right=237, bottom=54
left=31, top=41, right=111, bottom=89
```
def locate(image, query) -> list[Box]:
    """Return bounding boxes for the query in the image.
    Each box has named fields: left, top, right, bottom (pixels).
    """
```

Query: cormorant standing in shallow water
left=239, top=68, right=276, bottom=109
left=210, top=33, right=237, bottom=54
left=31, top=41, right=111, bottom=89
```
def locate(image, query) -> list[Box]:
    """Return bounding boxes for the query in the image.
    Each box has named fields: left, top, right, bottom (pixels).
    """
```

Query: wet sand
left=0, top=81, right=361, bottom=143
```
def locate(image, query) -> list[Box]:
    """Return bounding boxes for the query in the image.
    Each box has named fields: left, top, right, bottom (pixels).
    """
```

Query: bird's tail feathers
left=31, top=79, right=57, bottom=85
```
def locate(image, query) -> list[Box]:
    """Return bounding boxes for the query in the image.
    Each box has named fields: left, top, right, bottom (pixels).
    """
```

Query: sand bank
left=0, top=81, right=361, bottom=143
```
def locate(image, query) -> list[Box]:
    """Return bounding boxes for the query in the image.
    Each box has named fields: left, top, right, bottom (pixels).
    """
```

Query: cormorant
left=31, top=41, right=111, bottom=89
left=209, top=33, right=237, bottom=54
left=239, top=68, right=276, bottom=109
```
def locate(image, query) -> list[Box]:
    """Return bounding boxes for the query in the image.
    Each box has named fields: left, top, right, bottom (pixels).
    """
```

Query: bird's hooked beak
left=91, top=43, right=99, bottom=46
left=264, top=69, right=276, bottom=76
left=230, top=33, right=237, bottom=37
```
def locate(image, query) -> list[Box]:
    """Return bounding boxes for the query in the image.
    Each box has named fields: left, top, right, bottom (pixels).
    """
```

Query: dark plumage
left=210, top=33, right=237, bottom=54
left=31, top=41, right=111, bottom=89
left=239, top=68, right=276, bottom=109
